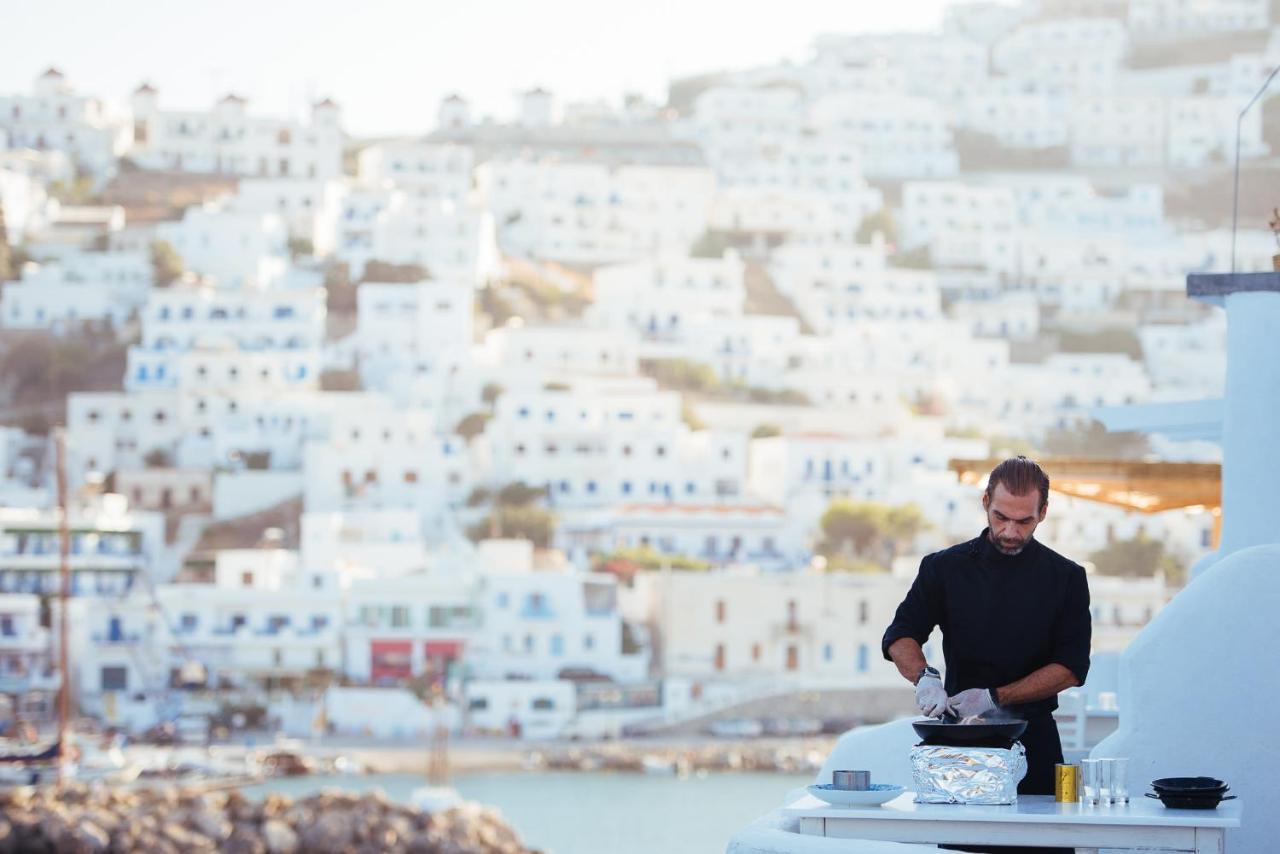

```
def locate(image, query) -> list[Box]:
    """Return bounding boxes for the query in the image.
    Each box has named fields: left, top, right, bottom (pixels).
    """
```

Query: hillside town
left=0, top=0, right=1272, bottom=751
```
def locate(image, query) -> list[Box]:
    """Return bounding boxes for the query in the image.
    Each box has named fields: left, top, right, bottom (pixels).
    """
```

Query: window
left=180, top=613, right=197, bottom=632
left=857, top=644, right=869, bottom=673
left=714, top=644, right=725, bottom=671
left=715, top=599, right=726, bottom=624
left=101, top=666, right=128, bottom=691
left=469, top=697, right=489, bottom=711
left=550, top=634, right=563, bottom=656
left=390, top=605, right=410, bottom=628
left=404, top=470, right=418, bottom=484
left=241, top=571, right=254, bottom=586
left=583, top=633, right=594, bottom=651
left=496, top=593, right=509, bottom=609
left=858, top=600, right=869, bottom=626
left=532, top=697, right=555, bottom=711
left=823, top=643, right=833, bottom=662
left=752, top=643, right=761, bottom=662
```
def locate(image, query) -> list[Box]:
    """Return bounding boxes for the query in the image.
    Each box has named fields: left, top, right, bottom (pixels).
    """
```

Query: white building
left=0, top=496, right=165, bottom=596
left=477, top=158, right=715, bottom=264
left=300, top=509, right=427, bottom=581
left=469, top=540, right=649, bottom=683
left=354, top=280, right=477, bottom=415
left=2, top=250, right=152, bottom=334
left=154, top=204, right=289, bottom=289
left=1128, top=0, right=1268, bottom=34
left=591, top=252, right=746, bottom=346
left=902, top=181, right=1017, bottom=269
left=0, top=69, right=129, bottom=178
left=0, top=594, right=54, bottom=709
left=807, top=94, right=958, bottom=178
left=357, top=142, right=474, bottom=201
left=992, top=19, right=1127, bottom=95
left=334, top=186, right=497, bottom=283
left=768, top=239, right=942, bottom=334
left=128, top=86, right=343, bottom=178
left=483, top=378, right=747, bottom=508
left=302, top=405, right=471, bottom=537
left=562, top=502, right=808, bottom=571
left=343, top=572, right=480, bottom=686
left=227, top=177, right=348, bottom=257
left=626, top=567, right=909, bottom=684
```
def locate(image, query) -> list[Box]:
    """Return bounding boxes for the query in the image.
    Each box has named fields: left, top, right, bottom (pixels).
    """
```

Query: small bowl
left=808, top=783, right=905, bottom=807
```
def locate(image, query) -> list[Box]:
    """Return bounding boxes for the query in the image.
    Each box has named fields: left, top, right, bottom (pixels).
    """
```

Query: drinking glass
left=1109, top=758, right=1130, bottom=804
left=1098, top=758, right=1114, bottom=805
left=1079, top=759, right=1100, bottom=806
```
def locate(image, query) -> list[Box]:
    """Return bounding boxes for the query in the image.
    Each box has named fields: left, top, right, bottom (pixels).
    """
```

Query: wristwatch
left=917, top=665, right=941, bottom=683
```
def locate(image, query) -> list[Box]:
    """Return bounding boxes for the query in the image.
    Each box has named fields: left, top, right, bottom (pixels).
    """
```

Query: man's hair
left=985, top=456, right=1050, bottom=510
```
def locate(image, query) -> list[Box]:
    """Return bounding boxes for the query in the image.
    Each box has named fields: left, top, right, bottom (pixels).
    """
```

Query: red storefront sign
left=370, top=640, right=412, bottom=682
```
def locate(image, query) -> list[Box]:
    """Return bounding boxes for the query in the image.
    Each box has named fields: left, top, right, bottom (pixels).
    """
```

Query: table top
left=783, top=793, right=1242, bottom=829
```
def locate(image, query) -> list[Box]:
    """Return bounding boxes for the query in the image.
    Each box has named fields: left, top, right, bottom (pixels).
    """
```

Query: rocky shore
left=528, top=738, right=834, bottom=775
left=0, top=783, right=537, bottom=854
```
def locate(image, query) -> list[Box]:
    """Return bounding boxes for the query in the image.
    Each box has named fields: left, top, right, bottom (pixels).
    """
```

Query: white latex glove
left=948, top=687, right=998, bottom=719
left=915, top=673, right=948, bottom=717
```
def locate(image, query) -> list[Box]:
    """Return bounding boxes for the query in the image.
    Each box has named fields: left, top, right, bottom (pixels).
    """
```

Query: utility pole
left=54, top=428, right=72, bottom=786
left=1231, top=62, right=1280, bottom=273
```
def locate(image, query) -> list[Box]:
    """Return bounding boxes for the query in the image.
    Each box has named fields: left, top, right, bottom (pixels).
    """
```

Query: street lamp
left=1232, top=61, right=1280, bottom=273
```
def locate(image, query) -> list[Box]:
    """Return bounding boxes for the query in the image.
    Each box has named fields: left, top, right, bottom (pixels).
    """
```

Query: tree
left=1043, top=420, right=1150, bottom=460
left=150, top=240, right=183, bottom=287
left=640, top=358, right=720, bottom=393
left=144, top=448, right=173, bottom=468
left=681, top=401, right=705, bottom=431
left=0, top=202, right=13, bottom=282
left=819, top=500, right=929, bottom=568
left=287, top=236, right=314, bottom=260
left=592, top=545, right=710, bottom=577
left=1090, top=535, right=1187, bottom=586
left=751, top=423, right=782, bottom=439
left=495, top=481, right=547, bottom=507
left=454, top=412, right=490, bottom=440
left=690, top=229, right=733, bottom=258
left=466, top=505, right=555, bottom=547
left=820, top=500, right=887, bottom=557
left=856, top=207, right=899, bottom=246
left=360, top=259, right=428, bottom=284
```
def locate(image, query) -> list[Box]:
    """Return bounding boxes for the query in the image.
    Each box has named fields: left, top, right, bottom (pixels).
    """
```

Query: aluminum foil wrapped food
left=910, top=743, right=1027, bottom=805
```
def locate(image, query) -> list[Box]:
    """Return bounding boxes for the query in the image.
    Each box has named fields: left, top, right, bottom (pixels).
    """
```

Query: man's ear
left=981, top=492, right=990, bottom=512
left=1038, top=501, right=1048, bottom=522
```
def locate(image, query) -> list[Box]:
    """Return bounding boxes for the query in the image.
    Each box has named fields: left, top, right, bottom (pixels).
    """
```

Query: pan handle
left=1145, top=793, right=1161, bottom=799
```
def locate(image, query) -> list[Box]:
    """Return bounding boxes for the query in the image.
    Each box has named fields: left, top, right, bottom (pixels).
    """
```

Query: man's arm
left=887, top=637, right=930, bottom=684
left=994, top=663, right=1079, bottom=706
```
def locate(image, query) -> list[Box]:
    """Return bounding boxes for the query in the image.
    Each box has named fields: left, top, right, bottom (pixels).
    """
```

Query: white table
left=783, top=793, right=1242, bottom=852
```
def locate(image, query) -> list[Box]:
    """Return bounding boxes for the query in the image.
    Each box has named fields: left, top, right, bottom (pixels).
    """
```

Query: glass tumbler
left=1079, top=758, right=1100, bottom=806
left=1109, top=758, right=1130, bottom=804
left=1098, top=758, right=1114, bottom=805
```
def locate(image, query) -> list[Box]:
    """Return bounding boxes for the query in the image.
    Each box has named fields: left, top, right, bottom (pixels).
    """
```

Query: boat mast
left=55, top=428, right=72, bottom=786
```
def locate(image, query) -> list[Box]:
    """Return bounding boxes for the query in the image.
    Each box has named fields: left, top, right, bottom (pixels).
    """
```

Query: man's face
left=982, top=483, right=1046, bottom=555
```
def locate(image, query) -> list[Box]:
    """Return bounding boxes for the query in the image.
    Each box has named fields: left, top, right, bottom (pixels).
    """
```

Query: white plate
left=808, top=783, right=906, bottom=807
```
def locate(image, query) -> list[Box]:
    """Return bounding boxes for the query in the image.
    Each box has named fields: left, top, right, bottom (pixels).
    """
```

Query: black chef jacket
left=881, top=529, right=1092, bottom=718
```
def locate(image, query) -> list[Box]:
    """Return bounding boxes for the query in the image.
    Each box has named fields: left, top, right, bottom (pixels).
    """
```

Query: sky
left=4, top=0, right=951, bottom=137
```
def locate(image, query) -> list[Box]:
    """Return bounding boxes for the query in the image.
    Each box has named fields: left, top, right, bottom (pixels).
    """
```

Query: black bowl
left=1152, top=776, right=1227, bottom=793
left=1146, top=790, right=1235, bottom=810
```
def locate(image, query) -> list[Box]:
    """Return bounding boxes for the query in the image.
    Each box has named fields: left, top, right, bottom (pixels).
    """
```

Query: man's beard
left=990, top=532, right=1030, bottom=555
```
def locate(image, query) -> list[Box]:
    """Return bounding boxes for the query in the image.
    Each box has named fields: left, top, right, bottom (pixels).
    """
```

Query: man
left=882, top=456, right=1091, bottom=854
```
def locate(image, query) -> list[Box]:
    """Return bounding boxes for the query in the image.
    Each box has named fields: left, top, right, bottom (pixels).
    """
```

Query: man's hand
left=915, top=673, right=948, bottom=717
left=948, top=688, right=998, bottom=719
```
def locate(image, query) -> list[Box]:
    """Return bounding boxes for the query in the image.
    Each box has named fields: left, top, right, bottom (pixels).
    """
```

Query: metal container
left=833, top=770, right=871, bottom=791
left=1055, top=763, right=1079, bottom=803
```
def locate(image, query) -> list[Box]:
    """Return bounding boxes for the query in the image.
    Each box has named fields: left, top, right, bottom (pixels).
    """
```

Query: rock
left=297, top=810, right=355, bottom=853
left=186, top=807, right=233, bottom=842
left=0, top=818, right=13, bottom=854
left=66, top=822, right=109, bottom=854
left=261, top=818, right=298, bottom=854
left=224, top=825, right=268, bottom=854
left=161, top=822, right=216, bottom=851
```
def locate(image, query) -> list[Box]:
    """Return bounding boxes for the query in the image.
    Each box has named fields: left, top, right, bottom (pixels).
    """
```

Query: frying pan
left=912, top=712, right=1027, bottom=745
